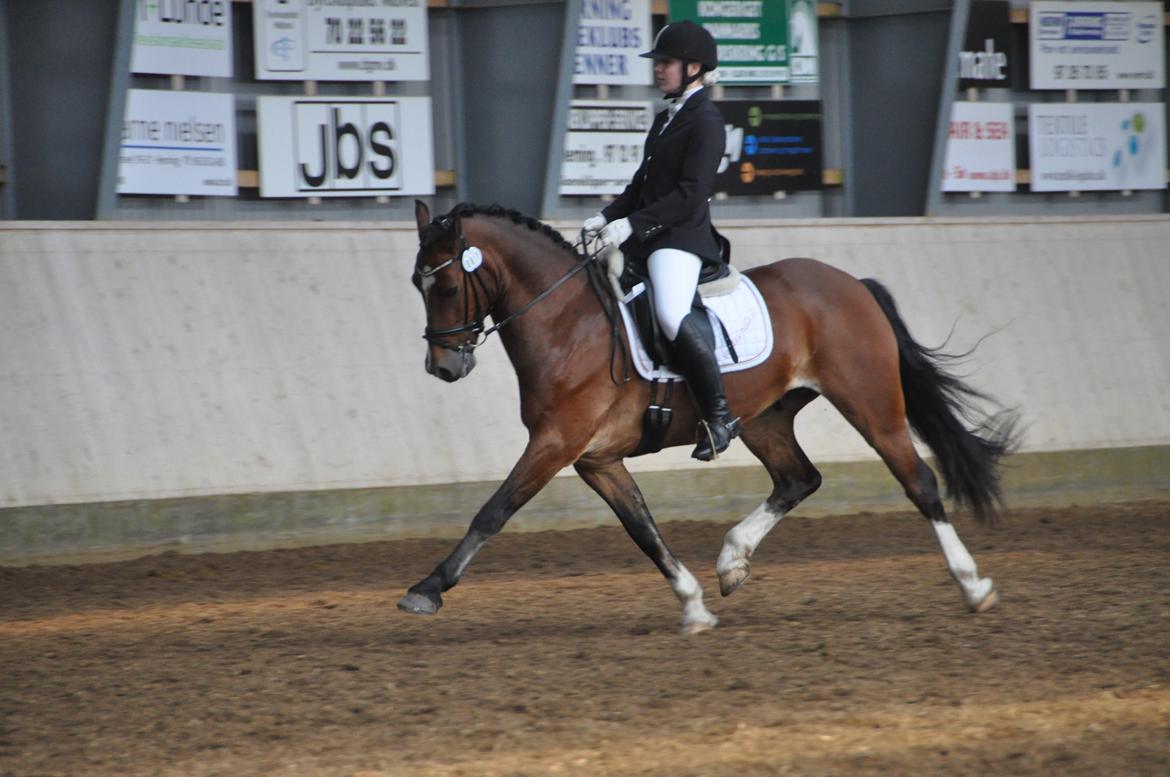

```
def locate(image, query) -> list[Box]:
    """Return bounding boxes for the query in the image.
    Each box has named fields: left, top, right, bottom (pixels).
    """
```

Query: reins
left=483, top=237, right=596, bottom=339
left=581, top=239, right=633, bottom=385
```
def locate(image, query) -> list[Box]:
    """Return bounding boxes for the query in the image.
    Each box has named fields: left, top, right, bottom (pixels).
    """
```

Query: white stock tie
left=660, top=103, right=681, bottom=134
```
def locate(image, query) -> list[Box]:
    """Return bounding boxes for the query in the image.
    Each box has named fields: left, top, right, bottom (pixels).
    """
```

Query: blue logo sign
left=1036, top=11, right=1131, bottom=41
left=270, top=36, right=296, bottom=61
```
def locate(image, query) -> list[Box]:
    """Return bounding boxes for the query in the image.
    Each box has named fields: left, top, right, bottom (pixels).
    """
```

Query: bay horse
left=400, top=201, right=1018, bottom=634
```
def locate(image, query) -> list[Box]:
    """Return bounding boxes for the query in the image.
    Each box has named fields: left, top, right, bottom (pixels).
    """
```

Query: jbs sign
left=258, top=97, right=434, bottom=198
left=294, top=102, right=400, bottom=192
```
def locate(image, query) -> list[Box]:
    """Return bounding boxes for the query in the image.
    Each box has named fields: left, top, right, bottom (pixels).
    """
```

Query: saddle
left=600, top=242, right=773, bottom=456
left=620, top=265, right=738, bottom=369
left=601, top=227, right=736, bottom=368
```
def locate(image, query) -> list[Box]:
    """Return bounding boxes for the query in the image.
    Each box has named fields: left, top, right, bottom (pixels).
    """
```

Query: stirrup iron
left=699, top=420, right=721, bottom=461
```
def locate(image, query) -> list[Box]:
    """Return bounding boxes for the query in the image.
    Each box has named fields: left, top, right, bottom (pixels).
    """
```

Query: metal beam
left=447, top=4, right=469, bottom=205
left=540, top=0, right=582, bottom=219
left=925, top=0, right=968, bottom=216
left=95, top=0, right=135, bottom=219
left=0, top=0, right=14, bottom=218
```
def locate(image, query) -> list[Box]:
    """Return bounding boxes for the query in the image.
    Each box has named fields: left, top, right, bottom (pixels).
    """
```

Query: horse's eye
left=437, top=286, right=458, bottom=298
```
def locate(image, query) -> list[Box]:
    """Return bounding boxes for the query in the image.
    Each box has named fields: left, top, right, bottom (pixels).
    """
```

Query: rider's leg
left=648, top=248, right=740, bottom=461
left=647, top=248, right=702, bottom=341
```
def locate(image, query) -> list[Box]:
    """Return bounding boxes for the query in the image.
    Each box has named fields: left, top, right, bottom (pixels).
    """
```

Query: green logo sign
left=669, top=0, right=790, bottom=83
left=667, top=1, right=818, bottom=85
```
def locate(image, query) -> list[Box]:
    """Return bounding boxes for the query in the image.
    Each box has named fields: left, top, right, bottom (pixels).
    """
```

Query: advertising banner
left=117, top=90, right=238, bottom=197
left=713, top=100, right=822, bottom=194
left=131, top=0, right=233, bottom=77
left=958, top=0, right=1012, bottom=90
left=1030, top=2, right=1165, bottom=90
left=560, top=100, right=654, bottom=195
left=942, top=102, right=1015, bottom=192
left=253, top=0, right=429, bottom=82
left=671, top=0, right=790, bottom=83
left=1028, top=102, right=1166, bottom=191
left=787, top=0, right=819, bottom=85
left=257, top=96, right=434, bottom=197
left=574, top=0, right=653, bottom=85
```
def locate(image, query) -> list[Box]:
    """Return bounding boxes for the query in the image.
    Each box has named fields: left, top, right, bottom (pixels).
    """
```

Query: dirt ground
left=2, top=500, right=1169, bottom=777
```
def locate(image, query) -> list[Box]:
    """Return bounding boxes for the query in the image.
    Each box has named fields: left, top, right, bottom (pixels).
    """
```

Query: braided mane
left=420, top=203, right=576, bottom=256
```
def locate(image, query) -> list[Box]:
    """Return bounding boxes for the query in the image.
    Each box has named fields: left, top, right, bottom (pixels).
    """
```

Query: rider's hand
left=599, top=217, right=633, bottom=249
left=582, top=213, right=607, bottom=237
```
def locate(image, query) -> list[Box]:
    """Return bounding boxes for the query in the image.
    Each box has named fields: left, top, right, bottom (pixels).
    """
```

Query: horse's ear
left=452, top=208, right=463, bottom=239
left=414, top=199, right=430, bottom=237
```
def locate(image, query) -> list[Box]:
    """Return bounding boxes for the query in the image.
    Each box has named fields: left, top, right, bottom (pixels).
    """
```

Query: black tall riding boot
left=671, top=311, right=741, bottom=461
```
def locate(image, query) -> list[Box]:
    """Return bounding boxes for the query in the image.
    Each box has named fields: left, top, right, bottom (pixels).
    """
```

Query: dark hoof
left=397, top=591, right=442, bottom=615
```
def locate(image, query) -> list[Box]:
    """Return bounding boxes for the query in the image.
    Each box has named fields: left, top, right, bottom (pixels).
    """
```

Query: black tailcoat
left=602, top=88, right=726, bottom=265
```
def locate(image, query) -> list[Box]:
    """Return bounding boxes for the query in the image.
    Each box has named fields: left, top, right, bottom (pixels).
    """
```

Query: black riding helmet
left=639, top=20, right=718, bottom=72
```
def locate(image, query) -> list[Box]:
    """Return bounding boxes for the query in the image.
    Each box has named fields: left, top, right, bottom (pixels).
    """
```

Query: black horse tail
left=861, top=278, right=1020, bottom=523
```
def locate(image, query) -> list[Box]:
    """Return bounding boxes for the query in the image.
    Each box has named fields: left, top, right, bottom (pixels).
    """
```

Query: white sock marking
left=932, top=520, right=994, bottom=606
left=718, top=501, right=785, bottom=575
left=671, top=564, right=716, bottom=627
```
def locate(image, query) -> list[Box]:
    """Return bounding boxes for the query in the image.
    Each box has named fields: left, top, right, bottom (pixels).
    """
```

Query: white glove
left=582, top=213, right=607, bottom=237
left=599, top=217, right=633, bottom=249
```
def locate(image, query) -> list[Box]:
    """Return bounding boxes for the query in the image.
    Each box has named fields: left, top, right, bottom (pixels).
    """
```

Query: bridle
left=416, top=218, right=599, bottom=356
left=416, top=231, right=493, bottom=353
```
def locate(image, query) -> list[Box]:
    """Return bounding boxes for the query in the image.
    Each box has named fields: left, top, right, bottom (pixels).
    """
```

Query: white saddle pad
left=617, top=273, right=774, bottom=382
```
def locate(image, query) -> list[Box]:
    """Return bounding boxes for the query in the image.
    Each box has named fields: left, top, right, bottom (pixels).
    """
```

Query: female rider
left=583, top=20, right=738, bottom=461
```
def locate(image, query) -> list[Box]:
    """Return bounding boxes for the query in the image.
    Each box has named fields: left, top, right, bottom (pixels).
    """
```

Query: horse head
left=412, top=200, right=491, bottom=382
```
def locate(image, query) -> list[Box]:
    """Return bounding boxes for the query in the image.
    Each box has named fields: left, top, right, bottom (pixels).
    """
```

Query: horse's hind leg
left=717, top=388, right=822, bottom=597
left=881, top=436, right=997, bottom=611
left=575, top=460, right=718, bottom=634
left=829, top=391, right=998, bottom=612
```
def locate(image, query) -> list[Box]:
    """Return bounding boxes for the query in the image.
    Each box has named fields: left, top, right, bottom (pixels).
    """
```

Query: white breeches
left=647, top=248, right=703, bottom=341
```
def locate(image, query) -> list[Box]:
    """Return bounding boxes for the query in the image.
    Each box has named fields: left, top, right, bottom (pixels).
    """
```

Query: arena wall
left=2, top=216, right=1168, bottom=559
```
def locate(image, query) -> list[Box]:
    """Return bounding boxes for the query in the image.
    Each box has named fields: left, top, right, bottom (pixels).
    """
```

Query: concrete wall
left=2, top=216, right=1168, bottom=509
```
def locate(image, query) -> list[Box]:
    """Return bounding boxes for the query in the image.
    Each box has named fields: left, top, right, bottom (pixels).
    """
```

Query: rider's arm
left=602, top=154, right=647, bottom=223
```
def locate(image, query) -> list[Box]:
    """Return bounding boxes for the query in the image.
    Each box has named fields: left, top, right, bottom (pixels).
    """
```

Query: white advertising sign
left=1030, top=2, right=1165, bottom=89
left=789, top=0, right=820, bottom=85
left=1028, top=102, right=1166, bottom=191
left=574, top=0, right=653, bottom=85
left=131, top=0, right=234, bottom=77
left=253, top=0, right=429, bottom=82
left=560, top=100, right=653, bottom=195
left=117, top=90, right=238, bottom=197
left=942, top=101, right=1016, bottom=192
left=257, top=96, right=434, bottom=197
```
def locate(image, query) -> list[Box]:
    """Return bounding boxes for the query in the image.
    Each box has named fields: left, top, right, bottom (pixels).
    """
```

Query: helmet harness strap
left=665, top=59, right=704, bottom=100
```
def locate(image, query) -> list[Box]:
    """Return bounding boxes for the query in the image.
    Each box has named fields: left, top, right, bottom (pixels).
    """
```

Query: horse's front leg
left=397, top=434, right=573, bottom=615
left=574, top=460, right=718, bottom=634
